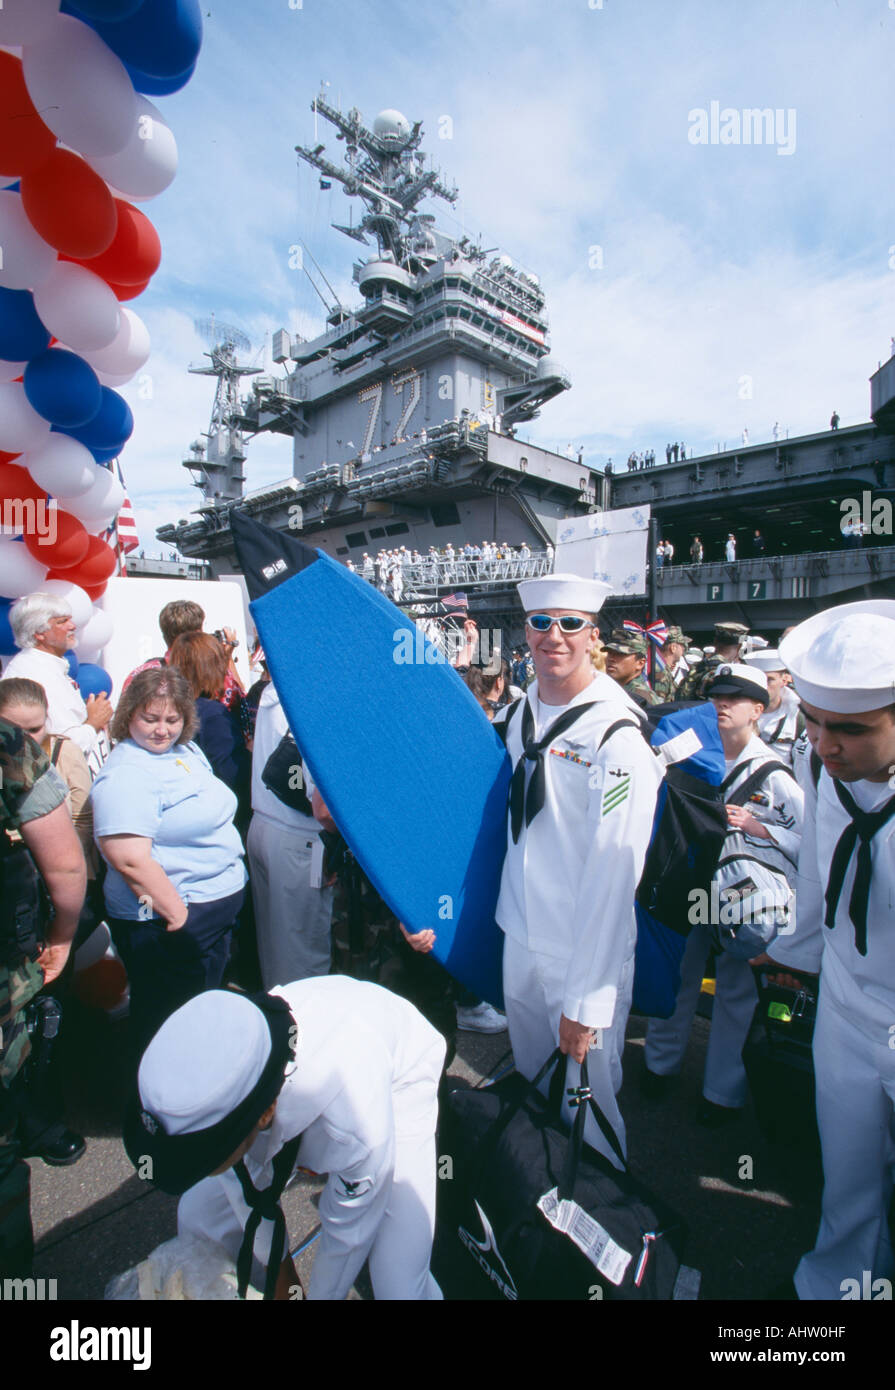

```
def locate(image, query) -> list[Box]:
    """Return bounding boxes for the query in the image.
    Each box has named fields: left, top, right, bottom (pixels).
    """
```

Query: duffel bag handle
left=557, top=1052, right=627, bottom=1201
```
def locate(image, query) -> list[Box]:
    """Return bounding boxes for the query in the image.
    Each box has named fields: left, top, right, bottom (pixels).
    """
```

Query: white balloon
left=0, top=359, right=26, bottom=384
left=22, top=14, right=137, bottom=160
left=39, top=577, right=91, bottom=627
left=33, top=262, right=121, bottom=354
left=86, top=96, right=178, bottom=202
left=75, top=605, right=113, bottom=661
left=57, top=467, right=124, bottom=528
left=0, top=381, right=51, bottom=453
left=0, top=0, right=60, bottom=46
left=82, top=308, right=150, bottom=380
left=94, top=369, right=135, bottom=388
left=0, top=191, right=57, bottom=291
left=0, top=538, right=48, bottom=598
left=24, top=434, right=98, bottom=498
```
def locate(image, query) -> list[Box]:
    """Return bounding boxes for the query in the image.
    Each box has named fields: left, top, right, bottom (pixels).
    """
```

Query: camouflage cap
left=663, top=626, right=691, bottom=647
left=714, top=621, right=749, bottom=642
left=604, top=627, right=648, bottom=657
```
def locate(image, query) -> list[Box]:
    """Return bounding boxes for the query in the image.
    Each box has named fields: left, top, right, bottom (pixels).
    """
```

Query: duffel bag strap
left=465, top=1048, right=566, bottom=1191
left=555, top=1056, right=625, bottom=1189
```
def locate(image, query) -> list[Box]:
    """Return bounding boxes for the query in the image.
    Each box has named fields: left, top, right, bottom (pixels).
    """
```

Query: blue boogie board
left=231, top=511, right=510, bottom=1006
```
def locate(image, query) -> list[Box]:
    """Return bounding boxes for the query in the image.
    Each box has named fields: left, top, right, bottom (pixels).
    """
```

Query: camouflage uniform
left=676, top=623, right=749, bottom=702
left=603, top=628, right=661, bottom=709
left=625, top=673, right=661, bottom=708
left=652, top=626, right=692, bottom=704
left=0, top=716, right=66, bottom=1275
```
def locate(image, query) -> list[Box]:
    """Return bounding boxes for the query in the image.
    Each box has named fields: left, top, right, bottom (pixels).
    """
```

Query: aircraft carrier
left=157, top=90, right=895, bottom=639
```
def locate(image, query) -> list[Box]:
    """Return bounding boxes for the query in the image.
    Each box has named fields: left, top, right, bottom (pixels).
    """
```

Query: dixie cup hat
left=517, top=572, right=612, bottom=615
left=778, top=600, right=895, bottom=714
left=123, top=990, right=297, bottom=1196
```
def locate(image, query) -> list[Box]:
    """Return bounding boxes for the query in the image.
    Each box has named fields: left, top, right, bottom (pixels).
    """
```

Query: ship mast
left=183, top=318, right=262, bottom=508
left=296, top=91, right=459, bottom=269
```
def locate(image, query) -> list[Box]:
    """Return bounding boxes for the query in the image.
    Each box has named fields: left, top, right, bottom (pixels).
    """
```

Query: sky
left=110, top=0, right=895, bottom=554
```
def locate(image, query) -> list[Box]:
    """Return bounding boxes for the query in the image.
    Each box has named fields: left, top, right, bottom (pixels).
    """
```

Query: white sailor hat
left=744, top=648, right=787, bottom=673
left=706, top=661, right=769, bottom=706
left=778, top=600, right=895, bottom=714
left=517, top=571, right=612, bottom=614
left=124, top=990, right=296, bottom=1195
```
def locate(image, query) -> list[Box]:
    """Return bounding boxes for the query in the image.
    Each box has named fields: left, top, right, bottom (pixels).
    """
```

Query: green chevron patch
left=602, top=771, right=631, bottom=816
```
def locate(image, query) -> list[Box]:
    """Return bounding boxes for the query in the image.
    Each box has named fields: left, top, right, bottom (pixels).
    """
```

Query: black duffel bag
left=434, top=1048, right=696, bottom=1301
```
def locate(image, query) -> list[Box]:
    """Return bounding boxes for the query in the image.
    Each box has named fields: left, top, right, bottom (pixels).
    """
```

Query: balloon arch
left=0, top=0, right=201, bottom=693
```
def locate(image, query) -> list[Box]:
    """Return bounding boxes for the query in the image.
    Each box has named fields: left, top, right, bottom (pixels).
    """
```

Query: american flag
left=102, top=460, right=140, bottom=575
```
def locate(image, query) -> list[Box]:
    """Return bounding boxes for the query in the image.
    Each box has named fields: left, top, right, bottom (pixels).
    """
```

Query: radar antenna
left=296, top=88, right=458, bottom=267
left=184, top=317, right=263, bottom=508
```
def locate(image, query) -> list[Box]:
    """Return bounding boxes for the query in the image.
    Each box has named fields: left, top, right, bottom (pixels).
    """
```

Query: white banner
left=554, top=505, right=650, bottom=596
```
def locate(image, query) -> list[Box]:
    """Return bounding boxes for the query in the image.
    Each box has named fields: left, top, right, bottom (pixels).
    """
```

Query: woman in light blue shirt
left=91, top=667, right=246, bottom=1053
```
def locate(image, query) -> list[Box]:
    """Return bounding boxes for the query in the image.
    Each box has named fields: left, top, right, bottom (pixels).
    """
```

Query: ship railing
left=658, top=543, right=894, bottom=584
left=357, top=552, right=552, bottom=591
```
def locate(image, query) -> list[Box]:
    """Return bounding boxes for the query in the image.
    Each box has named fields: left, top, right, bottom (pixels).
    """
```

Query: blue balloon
left=92, top=0, right=202, bottom=80
left=24, top=349, right=102, bottom=429
left=55, top=387, right=134, bottom=454
left=0, top=288, right=50, bottom=364
left=64, top=648, right=79, bottom=679
left=0, top=598, right=15, bottom=656
left=123, top=56, right=197, bottom=96
left=63, top=0, right=144, bottom=19
left=77, top=663, right=113, bottom=700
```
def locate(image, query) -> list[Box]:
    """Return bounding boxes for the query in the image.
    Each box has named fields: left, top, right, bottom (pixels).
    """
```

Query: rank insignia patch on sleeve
left=601, top=767, right=631, bottom=816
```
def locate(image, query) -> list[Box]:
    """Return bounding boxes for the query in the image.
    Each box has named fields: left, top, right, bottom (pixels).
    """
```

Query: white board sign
left=554, top=505, right=650, bottom=595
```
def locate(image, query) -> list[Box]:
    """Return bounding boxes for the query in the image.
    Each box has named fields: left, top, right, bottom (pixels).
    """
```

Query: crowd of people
left=349, top=541, right=553, bottom=601
left=1, top=574, right=893, bottom=1307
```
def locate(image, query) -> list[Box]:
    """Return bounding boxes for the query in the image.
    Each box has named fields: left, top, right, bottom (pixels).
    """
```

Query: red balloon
left=68, top=534, right=118, bottom=584
left=108, top=276, right=151, bottom=302
left=0, top=450, right=22, bottom=466
left=77, top=200, right=161, bottom=287
left=24, top=507, right=89, bottom=569
left=0, top=462, right=47, bottom=508
left=21, top=149, right=117, bottom=259
left=0, top=55, right=56, bottom=176
left=81, top=579, right=109, bottom=600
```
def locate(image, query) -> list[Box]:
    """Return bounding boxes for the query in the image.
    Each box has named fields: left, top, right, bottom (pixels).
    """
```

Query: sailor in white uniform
left=493, top=574, right=664, bottom=1168
left=745, top=648, right=803, bottom=767
left=644, top=664, right=804, bottom=1119
left=763, top=600, right=895, bottom=1300
left=125, top=976, right=446, bottom=1300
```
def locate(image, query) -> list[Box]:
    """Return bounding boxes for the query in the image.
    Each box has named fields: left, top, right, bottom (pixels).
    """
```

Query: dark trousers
left=0, top=1070, right=31, bottom=1276
left=110, top=888, right=245, bottom=1060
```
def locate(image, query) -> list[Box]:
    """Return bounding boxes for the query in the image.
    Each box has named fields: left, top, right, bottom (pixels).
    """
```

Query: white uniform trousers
left=795, top=989, right=895, bottom=1300
left=247, top=814, right=334, bottom=988
left=502, top=935, right=631, bottom=1169
left=644, top=922, right=758, bottom=1108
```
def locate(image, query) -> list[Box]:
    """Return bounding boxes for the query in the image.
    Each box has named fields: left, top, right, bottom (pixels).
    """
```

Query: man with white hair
left=493, top=573, right=664, bottom=1167
left=3, top=594, right=111, bottom=763
left=761, top=600, right=895, bottom=1300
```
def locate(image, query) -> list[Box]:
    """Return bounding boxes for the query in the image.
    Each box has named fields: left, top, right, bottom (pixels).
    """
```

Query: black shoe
left=696, top=1099, right=742, bottom=1128
left=25, top=1128, right=86, bottom=1167
left=640, top=1067, right=671, bottom=1099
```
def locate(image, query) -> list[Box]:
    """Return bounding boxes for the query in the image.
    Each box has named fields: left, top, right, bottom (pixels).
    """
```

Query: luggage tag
left=309, top=836, right=325, bottom=888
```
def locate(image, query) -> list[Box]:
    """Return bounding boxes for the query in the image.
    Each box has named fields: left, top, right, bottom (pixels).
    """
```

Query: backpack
left=498, top=697, right=768, bottom=1018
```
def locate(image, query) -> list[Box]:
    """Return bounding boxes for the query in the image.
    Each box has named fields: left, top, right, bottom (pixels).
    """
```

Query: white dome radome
left=374, top=110, right=411, bottom=143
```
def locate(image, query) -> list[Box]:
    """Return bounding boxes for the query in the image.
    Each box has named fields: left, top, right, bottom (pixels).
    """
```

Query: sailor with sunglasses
left=493, top=575, right=664, bottom=1167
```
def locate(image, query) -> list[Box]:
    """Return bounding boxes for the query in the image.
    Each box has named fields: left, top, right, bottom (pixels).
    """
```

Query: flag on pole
left=102, top=460, right=140, bottom=575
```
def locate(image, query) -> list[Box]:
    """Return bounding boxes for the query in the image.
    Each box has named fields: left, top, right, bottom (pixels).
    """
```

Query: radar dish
left=194, top=315, right=252, bottom=355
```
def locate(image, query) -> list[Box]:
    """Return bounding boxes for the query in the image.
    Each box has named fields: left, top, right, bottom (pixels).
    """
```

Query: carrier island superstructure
left=157, top=91, right=895, bottom=634
left=158, top=93, right=603, bottom=629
